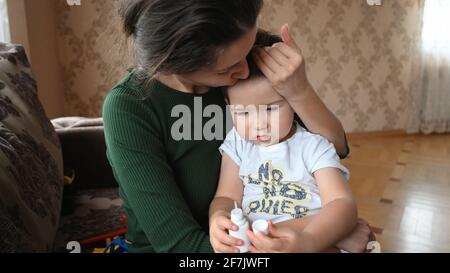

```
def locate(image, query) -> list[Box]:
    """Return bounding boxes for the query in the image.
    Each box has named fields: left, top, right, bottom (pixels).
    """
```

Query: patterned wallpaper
left=56, top=0, right=132, bottom=117
left=55, top=0, right=422, bottom=133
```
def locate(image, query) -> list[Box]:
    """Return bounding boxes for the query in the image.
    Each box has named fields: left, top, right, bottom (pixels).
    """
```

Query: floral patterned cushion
left=0, top=43, right=64, bottom=252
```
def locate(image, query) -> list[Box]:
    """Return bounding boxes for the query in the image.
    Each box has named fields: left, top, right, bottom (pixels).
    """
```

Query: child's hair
left=223, top=30, right=282, bottom=102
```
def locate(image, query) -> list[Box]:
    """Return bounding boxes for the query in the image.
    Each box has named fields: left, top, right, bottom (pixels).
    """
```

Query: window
left=0, top=0, right=10, bottom=43
left=422, top=0, right=450, bottom=58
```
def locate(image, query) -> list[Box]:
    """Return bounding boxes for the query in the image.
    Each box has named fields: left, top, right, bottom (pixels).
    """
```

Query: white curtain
left=408, top=0, right=450, bottom=134
left=0, top=0, right=10, bottom=43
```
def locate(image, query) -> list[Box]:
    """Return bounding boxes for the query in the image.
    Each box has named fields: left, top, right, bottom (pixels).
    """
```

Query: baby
left=209, top=33, right=358, bottom=253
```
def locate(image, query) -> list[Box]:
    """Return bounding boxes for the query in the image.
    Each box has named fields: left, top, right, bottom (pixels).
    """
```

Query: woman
left=103, top=0, right=372, bottom=253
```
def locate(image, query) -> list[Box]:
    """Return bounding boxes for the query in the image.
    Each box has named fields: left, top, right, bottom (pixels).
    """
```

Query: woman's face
left=178, top=26, right=258, bottom=88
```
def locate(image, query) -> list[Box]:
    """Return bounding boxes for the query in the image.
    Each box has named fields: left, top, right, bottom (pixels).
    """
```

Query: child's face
left=227, top=78, right=295, bottom=146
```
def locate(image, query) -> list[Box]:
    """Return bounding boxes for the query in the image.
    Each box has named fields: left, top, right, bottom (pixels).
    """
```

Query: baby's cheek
left=279, top=111, right=295, bottom=138
left=268, top=115, right=282, bottom=138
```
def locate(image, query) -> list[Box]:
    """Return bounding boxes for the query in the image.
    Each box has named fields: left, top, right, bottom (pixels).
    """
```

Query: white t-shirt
left=219, top=122, right=350, bottom=224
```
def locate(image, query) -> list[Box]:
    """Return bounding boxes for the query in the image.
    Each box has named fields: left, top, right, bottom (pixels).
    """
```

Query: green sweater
left=103, top=72, right=227, bottom=253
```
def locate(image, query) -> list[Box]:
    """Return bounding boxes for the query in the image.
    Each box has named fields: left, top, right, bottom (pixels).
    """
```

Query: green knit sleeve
left=102, top=87, right=214, bottom=253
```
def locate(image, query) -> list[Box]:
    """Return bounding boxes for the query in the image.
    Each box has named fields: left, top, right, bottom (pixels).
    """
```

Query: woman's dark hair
left=119, top=0, right=263, bottom=77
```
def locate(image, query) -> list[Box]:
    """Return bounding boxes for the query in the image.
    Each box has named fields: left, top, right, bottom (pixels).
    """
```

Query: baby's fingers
left=248, top=229, right=285, bottom=253
left=217, top=216, right=238, bottom=232
left=248, top=246, right=260, bottom=253
left=219, top=230, right=244, bottom=248
left=212, top=239, right=240, bottom=254
left=211, top=227, right=244, bottom=249
left=247, top=230, right=270, bottom=251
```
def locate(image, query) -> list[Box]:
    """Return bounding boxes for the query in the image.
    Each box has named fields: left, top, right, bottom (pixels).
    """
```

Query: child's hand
left=252, top=24, right=312, bottom=101
left=247, top=221, right=317, bottom=253
left=209, top=211, right=244, bottom=253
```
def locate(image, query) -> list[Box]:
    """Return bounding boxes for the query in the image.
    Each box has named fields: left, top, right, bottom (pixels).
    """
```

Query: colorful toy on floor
left=78, top=215, right=129, bottom=253
left=103, top=236, right=130, bottom=253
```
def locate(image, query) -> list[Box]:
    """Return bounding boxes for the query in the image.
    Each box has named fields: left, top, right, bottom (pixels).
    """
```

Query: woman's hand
left=253, top=24, right=349, bottom=158
left=209, top=211, right=243, bottom=253
left=253, top=24, right=312, bottom=101
left=247, top=221, right=318, bottom=253
left=336, top=218, right=373, bottom=253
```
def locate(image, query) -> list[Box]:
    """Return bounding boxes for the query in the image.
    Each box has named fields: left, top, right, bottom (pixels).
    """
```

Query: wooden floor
left=343, top=132, right=450, bottom=253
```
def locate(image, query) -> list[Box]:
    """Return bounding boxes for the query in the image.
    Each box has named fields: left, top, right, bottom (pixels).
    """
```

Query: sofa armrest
left=52, top=117, right=117, bottom=190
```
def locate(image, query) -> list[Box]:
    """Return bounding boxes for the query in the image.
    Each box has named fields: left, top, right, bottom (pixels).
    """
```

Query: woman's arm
left=288, top=85, right=348, bottom=158
left=253, top=25, right=348, bottom=157
left=103, top=90, right=213, bottom=253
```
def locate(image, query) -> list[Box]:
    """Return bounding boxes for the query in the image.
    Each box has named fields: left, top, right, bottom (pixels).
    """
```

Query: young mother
left=103, top=0, right=372, bottom=253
